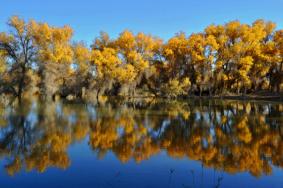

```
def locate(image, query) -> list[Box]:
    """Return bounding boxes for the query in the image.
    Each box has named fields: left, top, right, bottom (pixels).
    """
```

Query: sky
left=1, top=0, right=283, bottom=44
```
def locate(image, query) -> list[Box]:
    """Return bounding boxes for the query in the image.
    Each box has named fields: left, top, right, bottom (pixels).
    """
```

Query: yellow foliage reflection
left=0, top=99, right=282, bottom=177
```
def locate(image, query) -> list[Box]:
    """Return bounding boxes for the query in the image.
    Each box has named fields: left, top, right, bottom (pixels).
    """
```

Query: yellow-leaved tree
left=29, top=21, right=74, bottom=98
left=0, top=16, right=37, bottom=100
left=91, top=47, right=122, bottom=100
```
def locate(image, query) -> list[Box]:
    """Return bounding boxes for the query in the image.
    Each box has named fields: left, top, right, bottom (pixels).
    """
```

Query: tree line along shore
left=0, top=16, right=283, bottom=101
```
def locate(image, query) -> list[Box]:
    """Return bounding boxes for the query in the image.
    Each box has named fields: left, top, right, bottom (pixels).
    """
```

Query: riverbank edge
left=1, top=93, right=283, bottom=104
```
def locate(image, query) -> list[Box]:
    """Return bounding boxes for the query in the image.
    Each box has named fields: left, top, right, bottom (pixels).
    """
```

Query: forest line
left=0, top=16, right=283, bottom=101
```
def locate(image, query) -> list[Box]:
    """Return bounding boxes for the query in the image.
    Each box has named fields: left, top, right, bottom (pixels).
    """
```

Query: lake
left=0, top=99, right=282, bottom=188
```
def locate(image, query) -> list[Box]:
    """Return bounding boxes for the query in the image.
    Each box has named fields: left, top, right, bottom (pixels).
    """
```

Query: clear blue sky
left=1, top=0, right=282, bottom=44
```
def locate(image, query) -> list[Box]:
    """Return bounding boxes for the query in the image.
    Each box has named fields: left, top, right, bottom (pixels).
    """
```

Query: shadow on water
left=0, top=98, right=282, bottom=183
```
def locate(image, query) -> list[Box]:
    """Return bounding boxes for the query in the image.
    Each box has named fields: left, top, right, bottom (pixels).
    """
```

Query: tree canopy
left=1, top=16, right=283, bottom=101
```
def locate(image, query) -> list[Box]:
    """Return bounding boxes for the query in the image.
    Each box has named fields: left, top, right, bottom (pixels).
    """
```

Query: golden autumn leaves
left=31, top=22, right=74, bottom=64
left=86, top=19, right=283, bottom=97
left=90, top=30, right=163, bottom=98
left=0, top=16, right=283, bottom=100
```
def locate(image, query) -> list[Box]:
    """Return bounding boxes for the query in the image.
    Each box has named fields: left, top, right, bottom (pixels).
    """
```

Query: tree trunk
left=96, top=88, right=100, bottom=103
left=17, top=65, right=26, bottom=102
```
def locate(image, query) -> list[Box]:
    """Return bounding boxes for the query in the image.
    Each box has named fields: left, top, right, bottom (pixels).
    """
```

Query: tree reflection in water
left=0, top=99, right=282, bottom=177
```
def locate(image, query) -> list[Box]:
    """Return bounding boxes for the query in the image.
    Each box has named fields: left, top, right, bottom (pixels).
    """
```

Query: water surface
left=0, top=99, right=282, bottom=188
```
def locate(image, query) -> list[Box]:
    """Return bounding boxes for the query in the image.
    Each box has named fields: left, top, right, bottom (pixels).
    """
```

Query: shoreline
left=1, top=93, right=283, bottom=104
left=103, top=93, right=283, bottom=103
left=185, top=95, right=283, bottom=102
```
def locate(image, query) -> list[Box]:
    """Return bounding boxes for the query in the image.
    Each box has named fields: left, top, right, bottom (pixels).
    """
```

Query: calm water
left=0, top=99, right=282, bottom=188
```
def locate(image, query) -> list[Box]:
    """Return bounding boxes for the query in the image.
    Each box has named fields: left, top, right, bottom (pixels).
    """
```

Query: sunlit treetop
left=30, top=21, right=74, bottom=64
left=72, top=42, right=91, bottom=73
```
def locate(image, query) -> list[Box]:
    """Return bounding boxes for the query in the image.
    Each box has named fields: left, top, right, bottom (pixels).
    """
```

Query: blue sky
left=1, top=0, right=282, bottom=44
